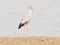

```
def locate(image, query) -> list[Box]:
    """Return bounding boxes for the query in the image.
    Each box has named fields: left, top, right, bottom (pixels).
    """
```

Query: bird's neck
left=27, top=10, right=32, bottom=18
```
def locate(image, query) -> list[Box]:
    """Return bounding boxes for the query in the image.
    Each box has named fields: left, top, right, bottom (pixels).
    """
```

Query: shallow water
left=0, top=0, right=60, bottom=37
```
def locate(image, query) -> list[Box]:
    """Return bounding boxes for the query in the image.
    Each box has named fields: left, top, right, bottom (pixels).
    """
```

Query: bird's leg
left=24, top=24, right=28, bottom=31
left=24, top=24, right=28, bottom=36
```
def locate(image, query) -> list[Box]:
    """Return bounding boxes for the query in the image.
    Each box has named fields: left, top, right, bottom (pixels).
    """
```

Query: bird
left=18, top=6, right=33, bottom=29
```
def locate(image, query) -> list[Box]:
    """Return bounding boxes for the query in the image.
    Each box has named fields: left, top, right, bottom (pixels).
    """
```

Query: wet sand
left=0, top=36, right=60, bottom=45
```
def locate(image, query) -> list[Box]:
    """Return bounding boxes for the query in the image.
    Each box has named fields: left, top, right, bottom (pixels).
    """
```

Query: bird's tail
left=18, top=23, right=25, bottom=29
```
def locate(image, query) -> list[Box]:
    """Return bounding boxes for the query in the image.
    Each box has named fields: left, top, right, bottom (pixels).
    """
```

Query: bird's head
left=28, top=6, right=33, bottom=11
left=28, top=6, right=33, bottom=15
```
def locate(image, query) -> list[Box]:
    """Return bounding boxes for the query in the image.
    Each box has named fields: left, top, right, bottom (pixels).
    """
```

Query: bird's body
left=18, top=17, right=30, bottom=29
left=18, top=6, right=33, bottom=29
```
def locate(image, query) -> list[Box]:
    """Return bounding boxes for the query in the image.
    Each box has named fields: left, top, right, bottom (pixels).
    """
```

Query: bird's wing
left=18, top=23, right=25, bottom=29
left=18, top=17, right=29, bottom=29
left=21, top=17, right=30, bottom=24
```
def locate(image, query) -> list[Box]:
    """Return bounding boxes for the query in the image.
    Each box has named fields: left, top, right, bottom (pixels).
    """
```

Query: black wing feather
left=18, top=21, right=29, bottom=29
left=18, top=23, right=25, bottom=29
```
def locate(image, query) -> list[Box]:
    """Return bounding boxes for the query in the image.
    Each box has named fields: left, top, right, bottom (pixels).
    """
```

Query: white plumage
left=18, top=6, right=33, bottom=29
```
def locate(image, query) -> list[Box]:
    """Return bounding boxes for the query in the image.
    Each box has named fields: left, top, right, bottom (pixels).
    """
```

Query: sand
left=0, top=37, right=60, bottom=45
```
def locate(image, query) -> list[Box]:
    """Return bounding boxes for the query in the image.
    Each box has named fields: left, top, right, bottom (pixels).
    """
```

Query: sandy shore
left=0, top=37, right=60, bottom=45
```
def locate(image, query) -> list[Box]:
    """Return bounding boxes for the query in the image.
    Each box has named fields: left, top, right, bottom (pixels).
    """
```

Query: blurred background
left=0, top=0, right=60, bottom=37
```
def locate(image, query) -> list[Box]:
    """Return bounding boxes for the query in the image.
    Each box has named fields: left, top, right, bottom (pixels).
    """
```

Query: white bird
left=18, top=6, right=33, bottom=29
